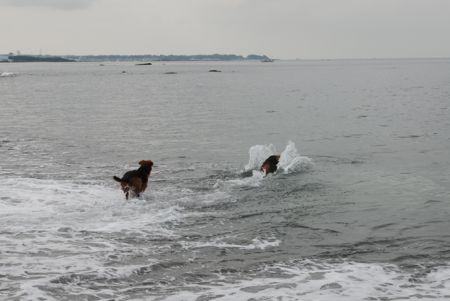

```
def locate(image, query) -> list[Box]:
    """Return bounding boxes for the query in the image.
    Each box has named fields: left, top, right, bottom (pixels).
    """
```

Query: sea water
left=1, top=59, right=450, bottom=300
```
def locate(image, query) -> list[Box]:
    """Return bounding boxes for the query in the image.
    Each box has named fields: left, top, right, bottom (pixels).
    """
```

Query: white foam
left=0, top=177, right=185, bottom=299
left=181, top=237, right=281, bottom=251
left=0, top=71, right=15, bottom=77
left=0, top=177, right=181, bottom=234
left=161, top=260, right=450, bottom=301
left=250, top=237, right=282, bottom=250
left=215, top=170, right=266, bottom=188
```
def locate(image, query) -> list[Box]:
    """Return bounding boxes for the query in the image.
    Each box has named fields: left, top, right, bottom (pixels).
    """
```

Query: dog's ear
left=139, top=160, right=154, bottom=167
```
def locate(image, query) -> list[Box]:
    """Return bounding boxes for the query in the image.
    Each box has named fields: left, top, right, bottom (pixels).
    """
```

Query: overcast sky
left=0, top=0, right=449, bottom=59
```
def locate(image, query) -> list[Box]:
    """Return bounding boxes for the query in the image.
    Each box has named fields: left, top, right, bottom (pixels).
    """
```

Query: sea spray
left=278, top=140, right=313, bottom=173
left=244, top=141, right=312, bottom=174
left=244, top=143, right=277, bottom=171
left=216, top=141, right=312, bottom=189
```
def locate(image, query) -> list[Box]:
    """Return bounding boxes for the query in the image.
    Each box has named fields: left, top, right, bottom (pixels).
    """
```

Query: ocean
left=1, top=59, right=449, bottom=300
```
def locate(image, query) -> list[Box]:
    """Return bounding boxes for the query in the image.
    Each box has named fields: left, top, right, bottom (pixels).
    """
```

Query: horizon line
left=1, top=52, right=449, bottom=61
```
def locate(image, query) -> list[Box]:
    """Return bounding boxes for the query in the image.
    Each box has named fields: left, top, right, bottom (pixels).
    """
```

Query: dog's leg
left=125, top=191, right=129, bottom=200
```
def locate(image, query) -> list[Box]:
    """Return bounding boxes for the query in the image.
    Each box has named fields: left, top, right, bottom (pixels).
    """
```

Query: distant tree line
left=3, top=53, right=272, bottom=63
left=7, top=55, right=74, bottom=62
left=65, top=54, right=271, bottom=62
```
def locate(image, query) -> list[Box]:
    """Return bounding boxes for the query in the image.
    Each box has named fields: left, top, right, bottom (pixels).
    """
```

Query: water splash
left=244, top=143, right=277, bottom=171
left=278, top=140, right=313, bottom=173
left=244, top=141, right=313, bottom=174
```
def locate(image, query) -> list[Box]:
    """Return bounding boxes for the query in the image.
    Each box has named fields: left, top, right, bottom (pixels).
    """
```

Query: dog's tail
left=113, top=176, right=124, bottom=182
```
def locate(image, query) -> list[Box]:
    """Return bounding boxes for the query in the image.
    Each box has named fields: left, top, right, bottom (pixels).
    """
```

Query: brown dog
left=260, top=155, right=280, bottom=175
left=113, top=160, right=153, bottom=199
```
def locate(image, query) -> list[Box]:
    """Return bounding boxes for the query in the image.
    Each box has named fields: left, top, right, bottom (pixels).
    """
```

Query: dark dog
left=113, top=160, right=153, bottom=199
left=260, top=155, right=280, bottom=175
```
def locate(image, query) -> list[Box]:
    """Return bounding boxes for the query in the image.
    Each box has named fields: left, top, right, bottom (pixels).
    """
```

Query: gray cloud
left=0, top=0, right=97, bottom=10
left=1, top=0, right=449, bottom=58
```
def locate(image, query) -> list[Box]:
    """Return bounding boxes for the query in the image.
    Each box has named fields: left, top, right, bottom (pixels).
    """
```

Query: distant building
left=0, top=55, right=9, bottom=62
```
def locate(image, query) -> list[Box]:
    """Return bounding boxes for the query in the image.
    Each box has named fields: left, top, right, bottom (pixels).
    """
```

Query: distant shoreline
left=3, top=55, right=445, bottom=63
left=66, top=54, right=271, bottom=62
left=1, top=55, right=75, bottom=63
left=1, top=54, right=272, bottom=63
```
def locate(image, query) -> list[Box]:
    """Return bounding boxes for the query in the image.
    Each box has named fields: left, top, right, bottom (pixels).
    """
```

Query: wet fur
left=113, top=160, right=153, bottom=199
left=260, top=155, right=280, bottom=175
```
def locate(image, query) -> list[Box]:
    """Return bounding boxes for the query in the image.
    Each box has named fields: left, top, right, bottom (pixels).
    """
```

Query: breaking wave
left=161, top=260, right=450, bottom=301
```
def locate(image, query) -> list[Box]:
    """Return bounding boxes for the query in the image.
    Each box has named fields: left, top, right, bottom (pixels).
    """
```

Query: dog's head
left=261, top=155, right=280, bottom=175
left=138, top=160, right=153, bottom=176
left=139, top=160, right=153, bottom=168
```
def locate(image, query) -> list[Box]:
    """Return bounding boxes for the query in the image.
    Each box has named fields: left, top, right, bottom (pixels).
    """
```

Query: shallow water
left=1, top=59, right=450, bottom=300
